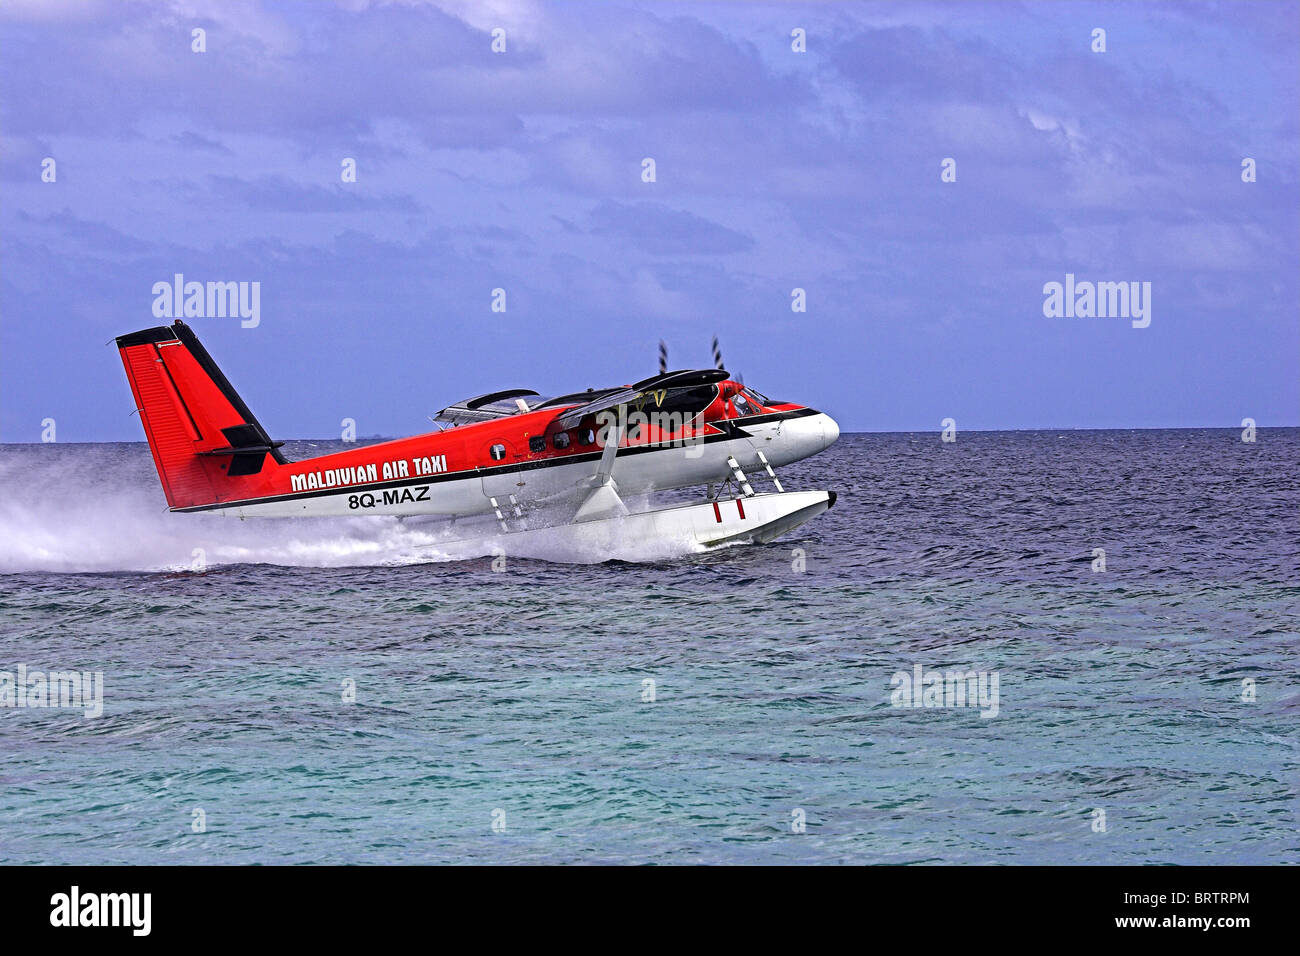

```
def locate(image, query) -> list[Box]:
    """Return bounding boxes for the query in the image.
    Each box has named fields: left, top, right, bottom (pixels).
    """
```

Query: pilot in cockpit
left=729, top=386, right=769, bottom=418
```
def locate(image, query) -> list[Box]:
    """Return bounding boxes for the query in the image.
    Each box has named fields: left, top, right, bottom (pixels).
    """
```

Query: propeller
left=660, top=336, right=741, bottom=383
left=711, top=335, right=742, bottom=385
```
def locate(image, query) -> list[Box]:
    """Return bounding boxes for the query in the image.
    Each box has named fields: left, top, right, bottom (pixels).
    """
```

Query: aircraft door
left=480, top=437, right=526, bottom=503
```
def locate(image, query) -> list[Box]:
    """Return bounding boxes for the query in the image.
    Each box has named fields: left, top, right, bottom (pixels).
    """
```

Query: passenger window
left=529, top=435, right=546, bottom=454
left=578, top=428, right=596, bottom=447
left=553, top=432, right=571, bottom=450
left=489, top=443, right=506, bottom=461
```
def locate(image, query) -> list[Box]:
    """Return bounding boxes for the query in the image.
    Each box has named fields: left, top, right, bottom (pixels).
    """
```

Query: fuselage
left=193, top=381, right=839, bottom=518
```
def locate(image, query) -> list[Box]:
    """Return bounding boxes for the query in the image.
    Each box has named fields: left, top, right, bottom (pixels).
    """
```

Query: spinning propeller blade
left=711, top=335, right=742, bottom=384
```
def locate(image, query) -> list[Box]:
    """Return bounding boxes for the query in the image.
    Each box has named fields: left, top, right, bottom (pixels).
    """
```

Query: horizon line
left=3, top=423, right=1297, bottom=446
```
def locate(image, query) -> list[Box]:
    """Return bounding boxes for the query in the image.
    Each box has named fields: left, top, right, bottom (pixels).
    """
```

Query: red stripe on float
left=712, top=502, right=722, bottom=523
left=736, top=498, right=745, bottom=519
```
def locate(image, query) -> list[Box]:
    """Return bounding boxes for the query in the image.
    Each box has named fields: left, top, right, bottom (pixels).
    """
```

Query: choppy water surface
left=1, top=430, right=1296, bottom=864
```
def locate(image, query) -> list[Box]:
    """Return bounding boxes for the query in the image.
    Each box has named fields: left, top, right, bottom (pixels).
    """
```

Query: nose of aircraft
left=767, top=409, right=839, bottom=465
left=819, top=412, right=840, bottom=450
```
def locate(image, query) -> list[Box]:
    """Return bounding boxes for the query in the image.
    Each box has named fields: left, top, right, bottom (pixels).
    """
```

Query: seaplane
left=114, top=320, right=839, bottom=555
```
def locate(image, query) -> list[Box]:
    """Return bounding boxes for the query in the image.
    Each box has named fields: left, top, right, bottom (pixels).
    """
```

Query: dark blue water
left=1, top=429, right=1296, bottom=863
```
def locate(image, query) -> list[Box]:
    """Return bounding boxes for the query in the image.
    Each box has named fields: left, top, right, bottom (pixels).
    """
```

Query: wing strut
left=572, top=419, right=629, bottom=522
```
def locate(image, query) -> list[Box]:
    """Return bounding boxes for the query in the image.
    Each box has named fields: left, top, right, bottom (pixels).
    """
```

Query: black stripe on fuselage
left=172, top=407, right=819, bottom=512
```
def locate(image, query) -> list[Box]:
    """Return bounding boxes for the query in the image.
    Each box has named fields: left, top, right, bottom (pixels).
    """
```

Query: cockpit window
left=741, top=386, right=770, bottom=408
left=657, top=385, right=718, bottom=417
left=732, top=392, right=755, bottom=416
left=553, top=431, right=571, bottom=449
left=528, top=435, right=546, bottom=454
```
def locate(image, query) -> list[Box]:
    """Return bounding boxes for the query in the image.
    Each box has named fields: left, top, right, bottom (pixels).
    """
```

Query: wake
left=0, top=444, right=706, bottom=572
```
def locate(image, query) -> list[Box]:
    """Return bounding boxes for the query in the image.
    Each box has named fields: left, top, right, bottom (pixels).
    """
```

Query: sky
left=1, top=0, right=1297, bottom=440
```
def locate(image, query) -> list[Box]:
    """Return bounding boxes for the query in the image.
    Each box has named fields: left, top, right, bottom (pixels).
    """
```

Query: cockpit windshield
left=731, top=386, right=771, bottom=417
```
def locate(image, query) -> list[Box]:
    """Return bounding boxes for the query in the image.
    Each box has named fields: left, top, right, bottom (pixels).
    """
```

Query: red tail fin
left=116, top=321, right=286, bottom=510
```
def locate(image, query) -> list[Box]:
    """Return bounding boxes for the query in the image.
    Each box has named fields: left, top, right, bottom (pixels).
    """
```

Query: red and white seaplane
left=115, top=320, right=839, bottom=553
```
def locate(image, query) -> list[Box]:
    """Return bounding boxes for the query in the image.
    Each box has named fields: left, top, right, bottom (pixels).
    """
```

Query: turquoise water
left=1, top=430, right=1296, bottom=863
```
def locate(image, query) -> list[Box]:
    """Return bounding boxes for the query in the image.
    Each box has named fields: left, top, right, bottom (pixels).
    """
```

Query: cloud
left=169, top=130, right=233, bottom=154
left=586, top=201, right=754, bottom=255
left=198, top=174, right=420, bottom=213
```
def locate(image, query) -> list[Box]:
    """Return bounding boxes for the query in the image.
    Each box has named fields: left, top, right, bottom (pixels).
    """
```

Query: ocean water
left=0, top=429, right=1296, bottom=865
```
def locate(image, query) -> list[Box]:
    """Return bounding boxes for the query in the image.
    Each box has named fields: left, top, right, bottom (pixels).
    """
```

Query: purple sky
left=2, top=0, right=1297, bottom=439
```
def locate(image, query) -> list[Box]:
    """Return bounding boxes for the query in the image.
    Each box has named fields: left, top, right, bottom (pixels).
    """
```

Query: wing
left=553, top=368, right=728, bottom=429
